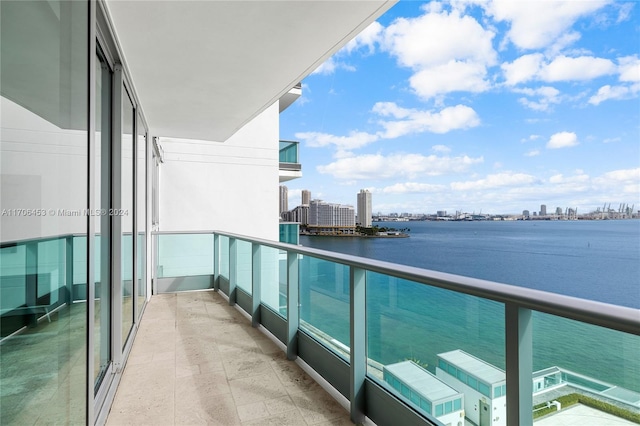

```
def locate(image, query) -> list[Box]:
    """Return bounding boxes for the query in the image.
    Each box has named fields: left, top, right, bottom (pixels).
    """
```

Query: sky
left=280, top=0, right=640, bottom=215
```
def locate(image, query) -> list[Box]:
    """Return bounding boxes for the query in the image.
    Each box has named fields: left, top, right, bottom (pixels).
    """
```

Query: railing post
left=506, top=304, right=533, bottom=426
left=65, top=236, right=74, bottom=304
left=25, top=241, right=38, bottom=326
left=213, top=234, right=219, bottom=292
left=228, top=237, right=237, bottom=305
left=286, top=251, right=299, bottom=360
left=350, top=266, right=366, bottom=424
left=251, top=243, right=261, bottom=327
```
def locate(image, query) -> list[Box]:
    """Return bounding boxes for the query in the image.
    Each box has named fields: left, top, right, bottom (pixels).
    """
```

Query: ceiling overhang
left=105, top=1, right=396, bottom=142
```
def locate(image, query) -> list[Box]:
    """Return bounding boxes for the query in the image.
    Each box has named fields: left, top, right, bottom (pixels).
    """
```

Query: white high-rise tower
left=357, top=189, right=372, bottom=227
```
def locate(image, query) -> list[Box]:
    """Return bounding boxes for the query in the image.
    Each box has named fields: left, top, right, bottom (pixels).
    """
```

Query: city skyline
left=280, top=1, right=640, bottom=215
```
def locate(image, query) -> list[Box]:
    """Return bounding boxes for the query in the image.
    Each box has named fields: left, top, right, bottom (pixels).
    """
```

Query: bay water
left=299, top=220, right=640, bottom=394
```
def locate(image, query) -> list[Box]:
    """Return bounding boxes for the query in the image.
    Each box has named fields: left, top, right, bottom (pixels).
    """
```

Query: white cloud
left=409, top=60, right=491, bottom=99
left=311, top=57, right=356, bottom=75
left=381, top=6, right=497, bottom=99
left=450, top=172, right=538, bottom=191
left=432, top=144, right=451, bottom=153
left=515, top=86, right=561, bottom=111
left=618, top=56, right=640, bottom=83
left=603, top=137, right=621, bottom=144
left=616, top=2, right=634, bottom=23
left=547, top=131, right=579, bottom=149
left=588, top=83, right=640, bottom=105
left=296, top=131, right=378, bottom=151
left=502, top=53, right=544, bottom=85
left=503, top=55, right=616, bottom=86
left=540, top=55, right=616, bottom=81
left=596, top=168, right=640, bottom=183
left=373, top=102, right=480, bottom=138
left=298, top=103, right=480, bottom=157
left=343, top=21, right=383, bottom=55
left=317, top=153, right=483, bottom=180
left=521, top=134, right=541, bottom=143
left=549, top=173, right=590, bottom=184
left=381, top=182, right=447, bottom=194
left=525, top=150, right=540, bottom=157
left=483, top=1, right=610, bottom=50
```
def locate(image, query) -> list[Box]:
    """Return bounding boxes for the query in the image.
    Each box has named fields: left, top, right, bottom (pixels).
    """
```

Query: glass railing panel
left=218, top=235, right=230, bottom=285
left=136, top=232, right=146, bottom=320
left=279, top=223, right=299, bottom=245
left=122, top=233, right=133, bottom=347
left=531, top=312, right=640, bottom=424
left=259, top=245, right=285, bottom=317
left=1, top=243, right=28, bottom=321
left=366, top=271, right=505, bottom=425
left=37, top=239, right=67, bottom=307
left=235, top=240, right=252, bottom=294
left=299, top=255, right=349, bottom=358
left=279, top=140, right=299, bottom=163
left=156, top=234, right=214, bottom=278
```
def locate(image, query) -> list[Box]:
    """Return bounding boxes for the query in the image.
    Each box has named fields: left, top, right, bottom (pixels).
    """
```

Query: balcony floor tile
left=106, top=291, right=353, bottom=425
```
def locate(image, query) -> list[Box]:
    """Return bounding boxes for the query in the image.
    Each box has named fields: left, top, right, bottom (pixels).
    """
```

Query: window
left=454, top=398, right=462, bottom=410
left=445, top=400, right=453, bottom=414
left=448, top=364, right=457, bottom=376
left=468, top=376, right=478, bottom=390
left=479, top=382, right=491, bottom=398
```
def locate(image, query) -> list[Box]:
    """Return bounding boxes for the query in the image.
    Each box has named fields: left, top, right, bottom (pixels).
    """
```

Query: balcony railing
left=154, top=231, right=640, bottom=426
left=279, top=140, right=301, bottom=171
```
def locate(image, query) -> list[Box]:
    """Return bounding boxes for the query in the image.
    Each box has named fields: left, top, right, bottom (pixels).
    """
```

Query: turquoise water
left=300, top=220, right=640, bottom=393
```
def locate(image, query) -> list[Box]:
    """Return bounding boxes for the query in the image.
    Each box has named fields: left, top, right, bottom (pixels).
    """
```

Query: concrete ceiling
left=105, top=1, right=396, bottom=142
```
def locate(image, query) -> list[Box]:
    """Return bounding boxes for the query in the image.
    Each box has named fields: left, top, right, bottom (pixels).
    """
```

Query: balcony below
left=106, top=291, right=353, bottom=425
left=279, top=140, right=302, bottom=182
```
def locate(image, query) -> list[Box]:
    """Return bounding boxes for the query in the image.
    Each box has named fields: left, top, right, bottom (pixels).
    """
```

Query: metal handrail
left=153, top=230, right=640, bottom=336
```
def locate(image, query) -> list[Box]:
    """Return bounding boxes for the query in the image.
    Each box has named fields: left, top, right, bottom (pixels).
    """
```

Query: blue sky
left=280, top=0, right=639, bottom=215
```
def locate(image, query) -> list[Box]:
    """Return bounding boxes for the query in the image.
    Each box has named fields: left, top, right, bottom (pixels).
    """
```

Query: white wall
left=158, top=102, right=280, bottom=241
left=0, top=97, right=87, bottom=243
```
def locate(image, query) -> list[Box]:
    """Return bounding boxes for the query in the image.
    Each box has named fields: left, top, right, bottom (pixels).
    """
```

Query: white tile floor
left=106, top=291, right=354, bottom=426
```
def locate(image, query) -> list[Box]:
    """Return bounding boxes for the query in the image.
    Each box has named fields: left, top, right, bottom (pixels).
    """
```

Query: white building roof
left=385, top=361, right=462, bottom=403
left=438, top=350, right=505, bottom=385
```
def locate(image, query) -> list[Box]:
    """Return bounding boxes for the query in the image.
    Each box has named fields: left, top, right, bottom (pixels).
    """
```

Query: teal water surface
left=300, top=220, right=640, bottom=393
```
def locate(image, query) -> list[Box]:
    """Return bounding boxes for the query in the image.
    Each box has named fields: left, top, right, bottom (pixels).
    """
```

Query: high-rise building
left=540, top=204, right=547, bottom=216
left=357, top=189, right=372, bottom=227
left=280, top=185, right=288, bottom=217
left=302, top=189, right=311, bottom=206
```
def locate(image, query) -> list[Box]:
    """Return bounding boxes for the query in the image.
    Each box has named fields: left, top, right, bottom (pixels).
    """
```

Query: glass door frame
left=92, top=1, right=151, bottom=422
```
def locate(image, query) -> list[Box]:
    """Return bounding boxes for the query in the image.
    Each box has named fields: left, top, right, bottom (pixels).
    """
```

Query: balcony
left=279, top=140, right=302, bottom=183
left=141, top=231, right=640, bottom=426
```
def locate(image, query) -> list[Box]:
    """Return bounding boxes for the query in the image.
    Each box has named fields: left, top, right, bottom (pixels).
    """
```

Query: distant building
left=556, top=207, right=563, bottom=216
left=540, top=204, right=547, bottom=216
left=301, top=189, right=311, bottom=206
left=437, top=210, right=447, bottom=217
left=279, top=185, right=288, bottom=218
left=384, top=361, right=464, bottom=424
left=357, top=189, right=372, bottom=227
left=307, top=199, right=355, bottom=235
left=290, top=204, right=309, bottom=225
left=523, top=210, right=530, bottom=218
left=436, top=350, right=506, bottom=426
